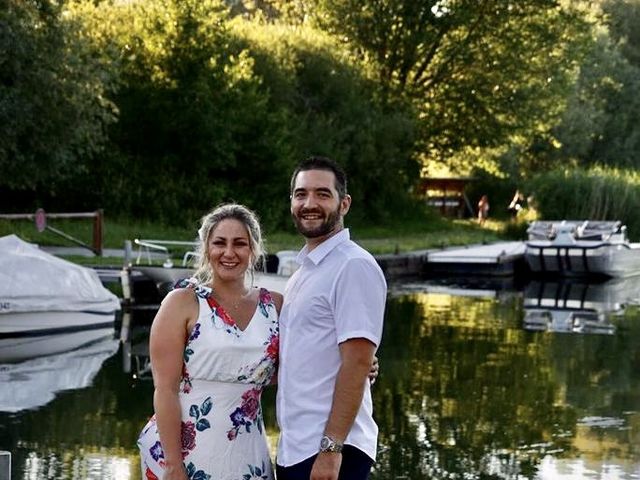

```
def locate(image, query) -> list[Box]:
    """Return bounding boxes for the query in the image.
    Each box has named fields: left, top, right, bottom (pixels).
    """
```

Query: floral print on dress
left=181, top=363, right=193, bottom=394
left=236, top=325, right=278, bottom=386
left=139, top=281, right=277, bottom=479
left=258, top=289, right=273, bottom=317
left=189, top=396, right=213, bottom=433
left=243, top=461, right=270, bottom=480
left=186, top=462, right=212, bottom=480
left=144, top=466, right=159, bottom=480
left=227, top=387, right=263, bottom=440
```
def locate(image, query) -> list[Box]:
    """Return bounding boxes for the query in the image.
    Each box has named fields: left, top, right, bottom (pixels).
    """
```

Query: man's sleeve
left=333, top=257, right=387, bottom=347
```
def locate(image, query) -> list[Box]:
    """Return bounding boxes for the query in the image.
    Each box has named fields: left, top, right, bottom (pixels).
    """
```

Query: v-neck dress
left=138, top=282, right=279, bottom=480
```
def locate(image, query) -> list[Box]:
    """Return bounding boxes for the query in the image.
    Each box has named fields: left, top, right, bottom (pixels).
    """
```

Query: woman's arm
left=149, top=288, right=198, bottom=479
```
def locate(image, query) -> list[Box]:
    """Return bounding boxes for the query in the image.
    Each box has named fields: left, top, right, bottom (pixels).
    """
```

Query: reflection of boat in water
left=0, top=235, right=120, bottom=336
left=389, top=276, right=519, bottom=300
left=0, top=333, right=119, bottom=412
left=524, top=220, right=640, bottom=278
left=522, top=277, right=640, bottom=334
left=0, top=321, right=116, bottom=363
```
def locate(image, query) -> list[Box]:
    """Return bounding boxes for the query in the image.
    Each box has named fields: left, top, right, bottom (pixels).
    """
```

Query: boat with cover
left=524, top=220, right=640, bottom=278
left=0, top=235, right=120, bottom=338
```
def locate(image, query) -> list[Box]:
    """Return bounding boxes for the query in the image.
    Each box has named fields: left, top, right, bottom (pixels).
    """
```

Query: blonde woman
left=138, top=204, right=281, bottom=480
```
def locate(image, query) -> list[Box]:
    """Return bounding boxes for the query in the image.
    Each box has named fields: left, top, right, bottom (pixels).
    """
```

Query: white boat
left=522, top=276, right=640, bottom=335
left=0, top=235, right=120, bottom=337
left=524, top=220, right=640, bottom=278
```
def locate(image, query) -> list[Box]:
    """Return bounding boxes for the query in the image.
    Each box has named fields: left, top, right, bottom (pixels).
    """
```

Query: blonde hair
left=193, top=203, right=265, bottom=285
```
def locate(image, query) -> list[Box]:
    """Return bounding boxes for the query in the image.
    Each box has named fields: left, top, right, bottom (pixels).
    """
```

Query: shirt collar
left=296, top=228, right=350, bottom=266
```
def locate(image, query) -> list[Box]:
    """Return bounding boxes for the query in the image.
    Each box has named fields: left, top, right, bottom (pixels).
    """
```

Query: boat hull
left=0, top=310, right=117, bottom=337
left=524, top=242, right=640, bottom=278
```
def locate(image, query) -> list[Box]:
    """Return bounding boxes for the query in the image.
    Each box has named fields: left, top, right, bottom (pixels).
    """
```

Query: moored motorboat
left=524, top=220, right=640, bottom=278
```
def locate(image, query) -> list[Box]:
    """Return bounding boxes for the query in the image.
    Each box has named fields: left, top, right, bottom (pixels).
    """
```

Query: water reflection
left=0, top=332, right=118, bottom=412
left=374, top=278, right=640, bottom=479
left=523, top=277, right=640, bottom=335
left=1, top=281, right=640, bottom=480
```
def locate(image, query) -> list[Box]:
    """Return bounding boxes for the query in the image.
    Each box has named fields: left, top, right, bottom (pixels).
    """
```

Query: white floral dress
left=138, top=282, right=278, bottom=480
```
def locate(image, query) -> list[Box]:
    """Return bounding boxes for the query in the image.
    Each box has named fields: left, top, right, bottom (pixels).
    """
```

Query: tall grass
left=529, top=166, right=640, bottom=238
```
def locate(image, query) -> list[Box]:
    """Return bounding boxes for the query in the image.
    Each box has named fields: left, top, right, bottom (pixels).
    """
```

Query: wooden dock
left=424, top=241, right=526, bottom=277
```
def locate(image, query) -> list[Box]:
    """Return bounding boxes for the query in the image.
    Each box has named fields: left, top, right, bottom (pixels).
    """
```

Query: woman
left=138, top=203, right=281, bottom=480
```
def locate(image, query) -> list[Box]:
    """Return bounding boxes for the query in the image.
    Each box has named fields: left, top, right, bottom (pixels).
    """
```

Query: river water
left=1, top=277, right=639, bottom=479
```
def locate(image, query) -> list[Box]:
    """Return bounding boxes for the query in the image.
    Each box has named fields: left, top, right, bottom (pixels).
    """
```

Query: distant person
left=508, top=190, right=525, bottom=218
left=276, top=156, right=387, bottom=480
left=477, top=195, right=489, bottom=225
left=138, top=203, right=282, bottom=480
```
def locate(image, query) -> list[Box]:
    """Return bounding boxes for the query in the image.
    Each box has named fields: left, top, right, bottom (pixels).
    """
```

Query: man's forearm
left=323, top=349, right=372, bottom=441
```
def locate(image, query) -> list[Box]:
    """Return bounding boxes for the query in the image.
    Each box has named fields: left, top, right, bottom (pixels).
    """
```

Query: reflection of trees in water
left=2, top=297, right=639, bottom=479
left=0, top=345, right=153, bottom=478
left=546, top=311, right=640, bottom=459
left=372, top=295, right=581, bottom=479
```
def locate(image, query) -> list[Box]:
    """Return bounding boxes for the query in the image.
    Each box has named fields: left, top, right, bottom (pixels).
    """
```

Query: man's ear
left=340, top=194, right=352, bottom=216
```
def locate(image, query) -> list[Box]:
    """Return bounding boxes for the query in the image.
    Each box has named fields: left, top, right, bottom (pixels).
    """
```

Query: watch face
left=320, top=437, right=330, bottom=449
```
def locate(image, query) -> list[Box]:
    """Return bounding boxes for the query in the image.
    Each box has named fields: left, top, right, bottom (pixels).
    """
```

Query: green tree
left=68, top=0, right=295, bottom=226
left=0, top=0, right=116, bottom=197
left=310, top=0, right=592, bottom=171
left=546, top=0, right=640, bottom=170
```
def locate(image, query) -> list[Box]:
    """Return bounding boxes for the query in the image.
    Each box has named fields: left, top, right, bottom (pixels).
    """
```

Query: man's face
left=290, top=169, right=351, bottom=243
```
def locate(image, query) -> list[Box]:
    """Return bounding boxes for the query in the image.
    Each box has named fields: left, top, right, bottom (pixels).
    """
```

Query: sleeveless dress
left=138, top=282, right=279, bottom=480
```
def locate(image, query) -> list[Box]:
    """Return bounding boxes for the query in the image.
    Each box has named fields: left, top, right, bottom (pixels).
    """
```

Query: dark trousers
left=276, top=445, right=374, bottom=480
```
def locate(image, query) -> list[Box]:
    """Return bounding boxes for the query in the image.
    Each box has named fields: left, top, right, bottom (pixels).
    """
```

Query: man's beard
left=292, top=207, right=341, bottom=239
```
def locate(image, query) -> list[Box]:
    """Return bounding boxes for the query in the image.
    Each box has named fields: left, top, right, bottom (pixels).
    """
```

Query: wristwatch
left=319, top=434, right=343, bottom=453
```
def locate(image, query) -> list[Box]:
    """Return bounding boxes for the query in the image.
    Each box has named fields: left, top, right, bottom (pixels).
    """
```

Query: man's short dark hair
left=290, top=156, right=348, bottom=199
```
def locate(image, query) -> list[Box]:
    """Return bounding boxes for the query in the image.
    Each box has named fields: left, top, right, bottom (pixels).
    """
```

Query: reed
left=529, top=167, right=640, bottom=238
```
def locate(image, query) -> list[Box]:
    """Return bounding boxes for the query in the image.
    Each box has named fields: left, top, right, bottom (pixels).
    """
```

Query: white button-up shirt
left=276, top=228, right=387, bottom=466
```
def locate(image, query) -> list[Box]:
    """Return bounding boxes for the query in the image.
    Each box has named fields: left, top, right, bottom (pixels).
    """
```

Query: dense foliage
left=2, top=0, right=640, bottom=229
left=0, top=0, right=116, bottom=191
left=528, top=166, right=640, bottom=237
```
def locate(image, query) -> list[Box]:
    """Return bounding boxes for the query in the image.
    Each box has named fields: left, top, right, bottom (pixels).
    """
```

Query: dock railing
left=0, top=209, right=104, bottom=255
left=133, top=239, right=198, bottom=267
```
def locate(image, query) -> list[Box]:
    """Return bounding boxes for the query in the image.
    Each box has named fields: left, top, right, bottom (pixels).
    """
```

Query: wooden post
left=92, top=209, right=104, bottom=256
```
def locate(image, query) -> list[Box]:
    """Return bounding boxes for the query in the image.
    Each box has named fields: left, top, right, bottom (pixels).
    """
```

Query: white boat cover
left=0, top=235, right=120, bottom=314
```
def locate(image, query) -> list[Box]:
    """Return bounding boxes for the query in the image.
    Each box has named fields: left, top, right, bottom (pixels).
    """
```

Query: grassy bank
left=0, top=214, right=514, bottom=263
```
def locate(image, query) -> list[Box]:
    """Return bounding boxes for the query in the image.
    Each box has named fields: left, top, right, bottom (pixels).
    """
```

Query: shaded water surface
left=1, top=279, right=639, bottom=479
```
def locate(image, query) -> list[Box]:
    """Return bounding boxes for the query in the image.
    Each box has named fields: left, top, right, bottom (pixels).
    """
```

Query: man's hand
left=310, top=452, right=342, bottom=480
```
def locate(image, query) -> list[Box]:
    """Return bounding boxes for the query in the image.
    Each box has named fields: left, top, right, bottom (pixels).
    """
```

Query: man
left=276, top=156, right=387, bottom=480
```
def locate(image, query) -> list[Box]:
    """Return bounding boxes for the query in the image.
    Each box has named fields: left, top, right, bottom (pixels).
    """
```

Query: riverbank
left=1, top=215, right=524, bottom=263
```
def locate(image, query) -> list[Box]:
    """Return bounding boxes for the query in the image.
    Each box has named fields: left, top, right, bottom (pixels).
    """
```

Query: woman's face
left=207, top=218, right=253, bottom=282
